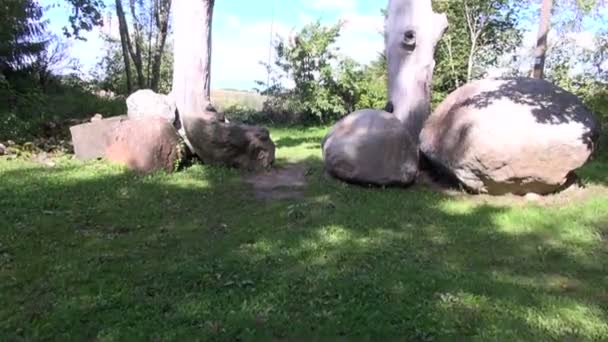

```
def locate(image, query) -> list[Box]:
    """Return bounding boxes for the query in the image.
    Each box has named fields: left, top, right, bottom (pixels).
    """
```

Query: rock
left=183, top=116, right=275, bottom=171
left=420, top=77, right=601, bottom=195
left=525, top=193, right=543, bottom=203
left=91, top=113, right=103, bottom=122
left=175, top=102, right=226, bottom=153
left=34, top=152, right=56, bottom=168
left=105, top=117, right=182, bottom=173
left=127, top=89, right=176, bottom=124
left=0, top=143, right=5, bottom=156
left=322, top=109, right=419, bottom=186
left=70, top=116, right=129, bottom=160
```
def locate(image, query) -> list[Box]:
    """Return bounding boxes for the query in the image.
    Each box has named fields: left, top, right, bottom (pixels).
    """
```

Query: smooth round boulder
left=322, top=109, right=419, bottom=186
left=127, top=89, right=177, bottom=124
left=420, top=78, right=600, bottom=195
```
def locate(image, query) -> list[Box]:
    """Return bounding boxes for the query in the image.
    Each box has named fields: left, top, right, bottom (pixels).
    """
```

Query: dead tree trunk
left=115, top=0, right=133, bottom=93
left=386, top=0, right=448, bottom=140
left=533, top=0, right=553, bottom=79
left=128, top=0, right=146, bottom=88
left=172, top=0, right=214, bottom=118
left=151, top=0, right=170, bottom=92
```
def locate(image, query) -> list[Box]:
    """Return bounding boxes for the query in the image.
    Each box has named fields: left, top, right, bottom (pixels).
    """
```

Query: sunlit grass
left=1, top=126, right=607, bottom=340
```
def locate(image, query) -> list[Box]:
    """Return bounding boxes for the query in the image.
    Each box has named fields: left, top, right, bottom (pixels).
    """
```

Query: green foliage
left=432, top=0, right=522, bottom=96
left=222, top=104, right=269, bottom=125
left=1, top=126, right=608, bottom=340
left=259, top=21, right=387, bottom=124
left=62, top=0, right=104, bottom=40
left=92, top=35, right=173, bottom=95
left=544, top=27, right=608, bottom=123
left=0, top=73, right=125, bottom=142
left=0, top=0, right=47, bottom=72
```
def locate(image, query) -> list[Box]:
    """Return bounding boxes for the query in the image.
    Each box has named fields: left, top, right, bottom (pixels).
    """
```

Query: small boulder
left=420, top=78, right=600, bottom=195
left=105, top=117, right=182, bottom=173
left=91, top=113, right=103, bottom=122
left=183, top=116, right=275, bottom=171
left=127, top=89, right=176, bottom=124
left=0, top=143, right=5, bottom=156
left=322, top=109, right=419, bottom=186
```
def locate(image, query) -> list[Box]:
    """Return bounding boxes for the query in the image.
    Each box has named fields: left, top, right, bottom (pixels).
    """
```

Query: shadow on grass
left=0, top=155, right=607, bottom=341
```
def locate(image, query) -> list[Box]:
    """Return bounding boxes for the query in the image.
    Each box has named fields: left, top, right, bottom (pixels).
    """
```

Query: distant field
left=211, top=89, right=266, bottom=111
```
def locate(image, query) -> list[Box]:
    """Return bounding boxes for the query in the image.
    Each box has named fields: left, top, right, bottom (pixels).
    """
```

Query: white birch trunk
left=386, top=0, right=448, bottom=140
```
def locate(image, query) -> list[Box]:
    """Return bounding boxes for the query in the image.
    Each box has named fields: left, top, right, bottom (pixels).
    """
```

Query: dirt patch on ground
left=245, top=163, right=310, bottom=200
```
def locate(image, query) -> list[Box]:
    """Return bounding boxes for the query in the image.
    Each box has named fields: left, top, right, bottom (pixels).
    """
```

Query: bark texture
left=115, top=0, right=133, bottom=93
left=172, top=0, right=214, bottom=120
left=151, top=0, right=171, bottom=91
left=386, top=0, right=448, bottom=140
left=322, top=0, right=447, bottom=187
left=533, top=0, right=553, bottom=79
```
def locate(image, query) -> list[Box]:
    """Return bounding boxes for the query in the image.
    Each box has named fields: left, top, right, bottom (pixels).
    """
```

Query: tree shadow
left=0, top=157, right=607, bottom=340
left=423, top=78, right=606, bottom=192
left=456, top=78, right=600, bottom=149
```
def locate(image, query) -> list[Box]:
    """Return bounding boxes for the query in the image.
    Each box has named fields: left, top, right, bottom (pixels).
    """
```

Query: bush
left=0, top=72, right=125, bottom=142
left=258, top=21, right=387, bottom=125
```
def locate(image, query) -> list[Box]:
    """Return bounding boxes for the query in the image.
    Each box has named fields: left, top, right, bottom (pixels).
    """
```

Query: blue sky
left=42, top=0, right=386, bottom=90
left=41, top=0, right=607, bottom=90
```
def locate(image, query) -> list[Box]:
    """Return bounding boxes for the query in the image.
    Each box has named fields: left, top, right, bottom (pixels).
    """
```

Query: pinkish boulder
left=105, top=117, right=182, bottom=173
left=70, top=116, right=129, bottom=160
left=70, top=116, right=182, bottom=173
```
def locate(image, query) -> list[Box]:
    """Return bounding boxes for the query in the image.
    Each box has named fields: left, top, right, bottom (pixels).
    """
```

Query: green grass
left=1, top=126, right=608, bottom=341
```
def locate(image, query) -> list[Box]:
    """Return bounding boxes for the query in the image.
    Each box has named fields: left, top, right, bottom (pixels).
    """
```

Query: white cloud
left=212, top=20, right=292, bottom=90
left=304, top=0, right=357, bottom=12
left=336, top=13, right=385, bottom=64
left=298, top=12, right=314, bottom=25
left=211, top=12, right=384, bottom=90
left=226, top=15, right=242, bottom=30
left=568, top=31, right=596, bottom=50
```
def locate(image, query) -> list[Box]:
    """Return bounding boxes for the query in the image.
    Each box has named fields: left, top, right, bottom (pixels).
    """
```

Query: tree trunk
left=129, top=0, right=146, bottom=89
left=172, top=0, right=214, bottom=119
left=115, top=0, right=133, bottom=93
left=386, top=0, right=448, bottom=140
left=151, top=0, right=170, bottom=92
left=170, top=0, right=276, bottom=171
left=147, top=9, right=153, bottom=87
left=466, top=39, right=477, bottom=82
left=533, top=0, right=553, bottom=79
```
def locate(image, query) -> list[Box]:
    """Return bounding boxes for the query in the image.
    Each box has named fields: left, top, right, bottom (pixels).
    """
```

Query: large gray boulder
left=322, top=109, right=419, bottom=186
left=127, top=89, right=176, bottom=124
left=420, top=78, right=601, bottom=195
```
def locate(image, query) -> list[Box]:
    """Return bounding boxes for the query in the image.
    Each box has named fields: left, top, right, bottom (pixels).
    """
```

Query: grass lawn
left=1, top=126, right=608, bottom=341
